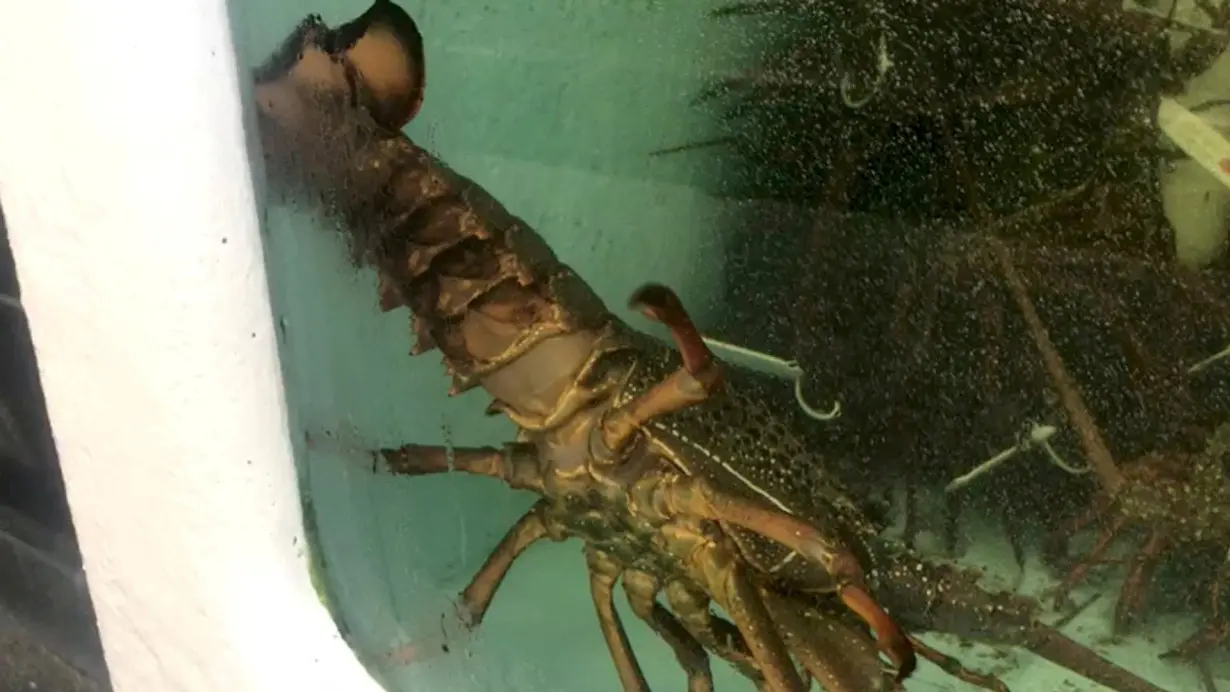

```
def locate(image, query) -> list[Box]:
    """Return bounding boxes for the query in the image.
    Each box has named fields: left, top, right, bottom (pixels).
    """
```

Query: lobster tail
left=255, top=4, right=623, bottom=410
left=252, top=14, right=411, bottom=250
left=254, top=0, right=424, bottom=134
left=329, top=0, right=427, bottom=129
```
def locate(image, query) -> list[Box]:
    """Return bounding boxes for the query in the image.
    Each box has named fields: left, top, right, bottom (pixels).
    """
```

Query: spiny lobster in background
left=675, top=1, right=1230, bottom=687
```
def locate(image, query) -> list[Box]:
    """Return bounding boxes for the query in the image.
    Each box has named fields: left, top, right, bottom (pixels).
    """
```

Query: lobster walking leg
left=1166, top=619, right=1230, bottom=660
left=622, top=571, right=715, bottom=692
left=458, top=501, right=551, bottom=626
left=381, top=443, right=738, bottom=691
left=628, top=284, right=715, bottom=378
left=600, top=283, right=723, bottom=455
left=663, top=582, right=763, bottom=683
left=1114, top=529, right=1169, bottom=632
left=691, top=547, right=807, bottom=692
left=381, top=442, right=544, bottom=493
left=380, top=447, right=554, bottom=627
left=654, top=473, right=914, bottom=677
left=758, top=588, right=893, bottom=692
left=1049, top=514, right=1129, bottom=610
left=587, top=550, right=651, bottom=692
left=907, top=638, right=1008, bottom=692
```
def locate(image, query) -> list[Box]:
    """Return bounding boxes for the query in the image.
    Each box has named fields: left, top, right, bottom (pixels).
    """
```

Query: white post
left=0, top=2, right=381, bottom=690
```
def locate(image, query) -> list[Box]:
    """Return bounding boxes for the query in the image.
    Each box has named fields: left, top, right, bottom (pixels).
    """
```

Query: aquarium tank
left=232, top=0, right=1230, bottom=690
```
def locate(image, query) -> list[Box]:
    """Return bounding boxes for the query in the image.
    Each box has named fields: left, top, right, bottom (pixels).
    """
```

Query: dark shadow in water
left=0, top=204, right=111, bottom=690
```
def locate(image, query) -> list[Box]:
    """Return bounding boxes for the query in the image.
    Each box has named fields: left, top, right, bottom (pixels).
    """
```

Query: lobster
left=250, top=3, right=1175, bottom=691
left=1046, top=423, right=1230, bottom=662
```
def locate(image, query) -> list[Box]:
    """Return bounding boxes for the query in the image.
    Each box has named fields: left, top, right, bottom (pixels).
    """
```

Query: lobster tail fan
left=253, top=2, right=424, bottom=134
left=253, top=4, right=429, bottom=266
left=330, top=0, right=427, bottom=130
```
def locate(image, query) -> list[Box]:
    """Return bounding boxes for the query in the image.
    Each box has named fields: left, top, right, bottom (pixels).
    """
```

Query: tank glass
left=234, top=1, right=1230, bottom=690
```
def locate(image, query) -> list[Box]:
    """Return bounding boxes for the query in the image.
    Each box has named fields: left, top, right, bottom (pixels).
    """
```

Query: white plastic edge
left=0, top=2, right=383, bottom=691
left=1159, top=97, right=1230, bottom=192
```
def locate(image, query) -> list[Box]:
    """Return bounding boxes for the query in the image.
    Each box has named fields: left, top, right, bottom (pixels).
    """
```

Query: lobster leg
left=1114, top=529, right=1168, bottom=633
left=376, top=442, right=900, bottom=687
left=628, top=283, right=715, bottom=378
left=380, top=449, right=731, bottom=692
left=587, top=550, right=651, bottom=692
left=622, top=571, right=715, bottom=692
left=379, top=445, right=561, bottom=629
left=663, top=581, right=764, bottom=684
left=380, top=442, right=545, bottom=493
left=1161, top=621, right=1230, bottom=658
left=1049, top=514, right=1129, bottom=610
left=653, top=474, right=916, bottom=678
left=907, top=638, right=1007, bottom=692
left=1165, top=620, right=1230, bottom=660
left=903, top=485, right=920, bottom=552
left=691, top=546, right=808, bottom=692
left=599, top=284, right=723, bottom=454
left=378, top=500, right=551, bottom=666
left=457, top=501, right=551, bottom=627
left=758, top=588, right=895, bottom=692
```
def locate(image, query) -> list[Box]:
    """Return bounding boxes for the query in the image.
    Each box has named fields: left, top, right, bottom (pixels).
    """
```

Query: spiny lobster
left=251, top=3, right=1173, bottom=690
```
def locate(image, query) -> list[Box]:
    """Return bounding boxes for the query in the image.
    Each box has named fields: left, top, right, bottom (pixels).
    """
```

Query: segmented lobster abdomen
left=252, top=11, right=637, bottom=424
left=346, top=139, right=619, bottom=396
